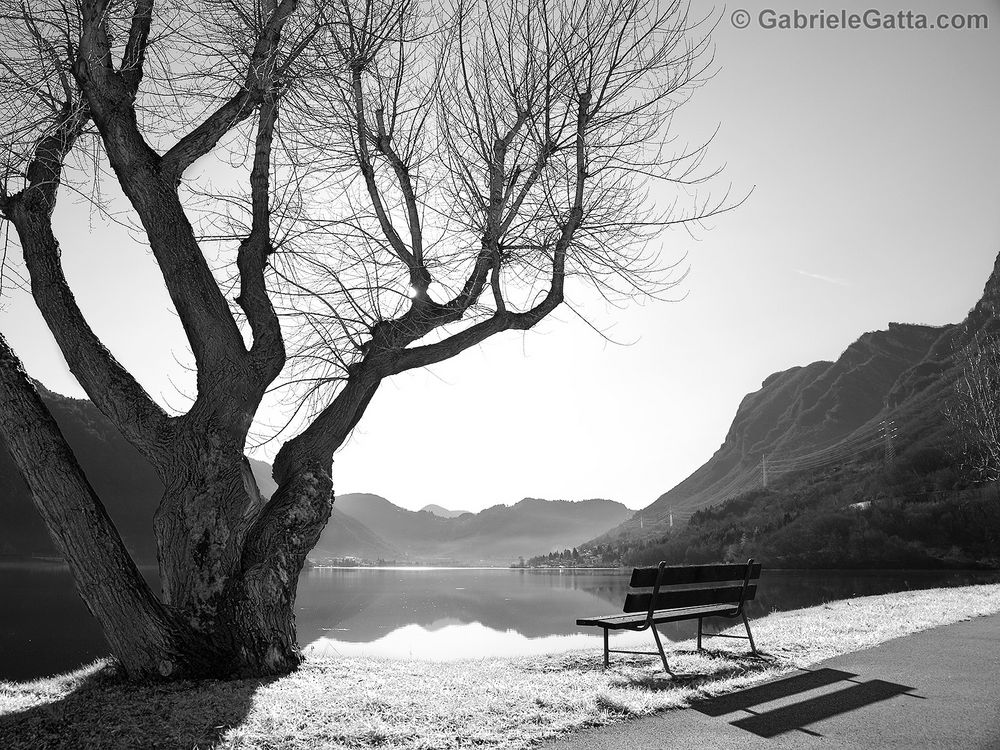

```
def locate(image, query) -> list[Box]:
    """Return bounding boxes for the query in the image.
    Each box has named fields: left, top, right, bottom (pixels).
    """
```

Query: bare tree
left=950, top=332, right=1000, bottom=483
left=0, top=0, right=728, bottom=678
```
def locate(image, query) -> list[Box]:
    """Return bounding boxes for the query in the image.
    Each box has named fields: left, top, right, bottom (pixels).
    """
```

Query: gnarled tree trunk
left=232, top=463, right=334, bottom=672
left=0, top=332, right=341, bottom=678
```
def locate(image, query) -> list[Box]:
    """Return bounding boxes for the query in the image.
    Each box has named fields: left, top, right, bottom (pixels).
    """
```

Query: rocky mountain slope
left=597, top=253, right=1000, bottom=546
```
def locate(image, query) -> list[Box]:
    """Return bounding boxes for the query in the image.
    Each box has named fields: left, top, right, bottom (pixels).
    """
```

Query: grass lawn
left=2, top=584, right=999, bottom=749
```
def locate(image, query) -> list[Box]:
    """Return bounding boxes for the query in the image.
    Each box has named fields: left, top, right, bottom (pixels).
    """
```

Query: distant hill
left=310, top=507, right=401, bottom=562
left=249, top=461, right=278, bottom=499
left=332, top=493, right=450, bottom=556
left=0, top=383, right=162, bottom=560
left=421, top=504, right=470, bottom=519
left=591, top=252, right=1000, bottom=567
left=0, top=390, right=630, bottom=565
left=320, top=493, right=633, bottom=565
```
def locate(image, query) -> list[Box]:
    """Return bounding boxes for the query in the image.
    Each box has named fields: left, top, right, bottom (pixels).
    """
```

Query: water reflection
left=295, top=567, right=630, bottom=644
left=295, top=566, right=1000, bottom=658
left=2, top=564, right=998, bottom=679
left=304, top=621, right=648, bottom=660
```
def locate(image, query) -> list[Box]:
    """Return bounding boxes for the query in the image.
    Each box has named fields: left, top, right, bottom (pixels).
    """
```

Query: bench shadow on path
left=692, top=666, right=923, bottom=738
left=0, top=663, right=272, bottom=750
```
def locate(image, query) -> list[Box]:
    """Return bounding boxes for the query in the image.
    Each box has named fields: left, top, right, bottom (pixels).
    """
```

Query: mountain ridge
left=323, top=493, right=632, bottom=564
left=595, top=252, right=1000, bottom=547
left=0, top=399, right=629, bottom=564
left=421, top=504, right=470, bottom=518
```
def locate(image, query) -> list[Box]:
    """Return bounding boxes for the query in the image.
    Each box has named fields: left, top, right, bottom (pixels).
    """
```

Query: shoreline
left=2, top=584, right=1000, bottom=749
left=5, top=557, right=1000, bottom=573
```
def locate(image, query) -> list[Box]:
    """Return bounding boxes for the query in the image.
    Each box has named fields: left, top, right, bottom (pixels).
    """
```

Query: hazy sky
left=3, top=0, right=999, bottom=512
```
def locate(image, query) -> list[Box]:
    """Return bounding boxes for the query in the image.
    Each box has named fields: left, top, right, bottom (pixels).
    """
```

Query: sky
left=2, top=0, right=999, bottom=513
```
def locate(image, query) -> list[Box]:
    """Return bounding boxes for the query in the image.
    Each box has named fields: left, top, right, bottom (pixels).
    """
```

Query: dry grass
left=2, top=584, right=999, bottom=750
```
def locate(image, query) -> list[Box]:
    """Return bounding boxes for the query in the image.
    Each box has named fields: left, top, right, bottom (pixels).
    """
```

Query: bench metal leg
left=742, top=612, right=758, bottom=654
left=697, top=617, right=703, bottom=651
left=603, top=628, right=610, bottom=668
left=650, top=624, right=671, bottom=673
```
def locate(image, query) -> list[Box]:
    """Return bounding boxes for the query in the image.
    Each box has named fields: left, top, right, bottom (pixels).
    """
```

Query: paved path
left=542, top=613, right=1000, bottom=749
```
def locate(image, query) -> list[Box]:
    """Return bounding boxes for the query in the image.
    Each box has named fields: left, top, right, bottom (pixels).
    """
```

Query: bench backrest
left=622, top=559, right=761, bottom=614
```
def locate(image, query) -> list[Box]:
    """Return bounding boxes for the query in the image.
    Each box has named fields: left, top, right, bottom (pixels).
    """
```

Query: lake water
left=2, top=564, right=999, bottom=681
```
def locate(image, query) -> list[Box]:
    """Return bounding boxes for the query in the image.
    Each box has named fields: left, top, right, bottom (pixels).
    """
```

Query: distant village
left=306, top=543, right=627, bottom=569
left=519, top=544, right=623, bottom=569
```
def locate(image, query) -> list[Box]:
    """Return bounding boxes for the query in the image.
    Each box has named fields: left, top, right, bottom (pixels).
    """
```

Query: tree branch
left=272, top=370, right=381, bottom=482
left=373, top=105, right=429, bottom=288
left=349, top=67, right=422, bottom=284
left=11, top=203, right=173, bottom=454
left=5, top=96, right=171, bottom=456
left=237, top=96, right=285, bottom=379
left=160, top=90, right=258, bottom=184
left=388, top=88, right=588, bottom=374
left=121, top=0, right=154, bottom=96
left=160, top=0, right=300, bottom=183
left=74, top=0, right=265, bottom=407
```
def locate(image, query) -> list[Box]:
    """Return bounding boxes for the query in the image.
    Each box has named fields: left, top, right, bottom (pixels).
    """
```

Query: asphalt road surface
left=542, top=612, right=1000, bottom=749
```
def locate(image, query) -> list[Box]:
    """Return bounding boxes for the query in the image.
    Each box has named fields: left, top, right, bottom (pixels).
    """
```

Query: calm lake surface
left=2, top=564, right=999, bottom=681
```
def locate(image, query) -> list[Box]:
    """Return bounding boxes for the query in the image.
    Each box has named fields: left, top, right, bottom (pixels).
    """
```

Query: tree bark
left=233, top=462, right=335, bottom=673
left=147, top=427, right=332, bottom=676
left=153, top=433, right=265, bottom=630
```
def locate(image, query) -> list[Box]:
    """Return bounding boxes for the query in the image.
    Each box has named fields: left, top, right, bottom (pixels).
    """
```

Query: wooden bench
left=576, top=558, right=761, bottom=672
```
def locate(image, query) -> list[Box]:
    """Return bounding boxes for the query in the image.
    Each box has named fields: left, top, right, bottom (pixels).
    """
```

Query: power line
left=766, top=421, right=886, bottom=467
left=670, top=415, right=903, bottom=522
left=882, top=418, right=897, bottom=464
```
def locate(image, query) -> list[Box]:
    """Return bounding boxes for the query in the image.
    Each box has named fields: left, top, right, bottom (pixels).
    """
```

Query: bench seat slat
left=629, top=562, right=762, bottom=588
left=577, top=603, right=739, bottom=629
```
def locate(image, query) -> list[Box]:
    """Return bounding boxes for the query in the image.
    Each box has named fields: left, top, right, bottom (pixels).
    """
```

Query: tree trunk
left=0, top=333, right=334, bottom=678
left=233, top=463, right=335, bottom=673
left=153, top=433, right=265, bottom=632
left=150, top=443, right=333, bottom=676
left=0, top=334, right=185, bottom=677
